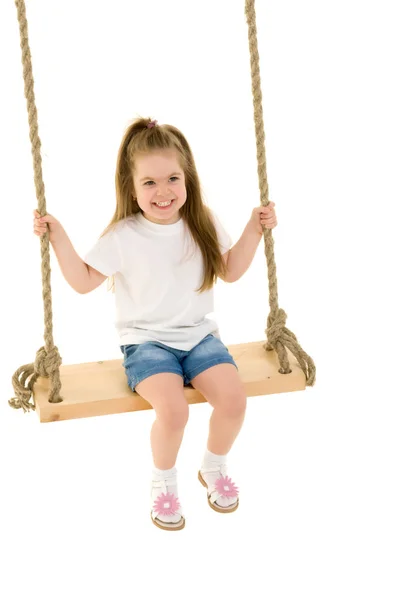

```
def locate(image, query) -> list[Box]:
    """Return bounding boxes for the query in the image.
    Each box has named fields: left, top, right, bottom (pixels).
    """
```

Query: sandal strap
left=201, top=463, right=228, bottom=476
left=152, top=478, right=182, bottom=518
left=201, top=466, right=239, bottom=506
left=209, top=489, right=223, bottom=505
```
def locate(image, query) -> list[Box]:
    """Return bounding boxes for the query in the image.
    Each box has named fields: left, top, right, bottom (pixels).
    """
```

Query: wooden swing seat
left=33, top=340, right=306, bottom=422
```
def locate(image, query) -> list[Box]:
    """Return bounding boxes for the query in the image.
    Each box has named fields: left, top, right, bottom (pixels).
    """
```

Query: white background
left=1, top=1, right=399, bottom=598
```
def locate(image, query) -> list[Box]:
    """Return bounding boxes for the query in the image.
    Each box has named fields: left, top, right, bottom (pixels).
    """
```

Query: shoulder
left=206, top=207, right=232, bottom=252
left=104, top=215, right=138, bottom=237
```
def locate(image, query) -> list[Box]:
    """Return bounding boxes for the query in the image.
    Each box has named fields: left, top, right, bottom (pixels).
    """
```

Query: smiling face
left=132, top=149, right=187, bottom=224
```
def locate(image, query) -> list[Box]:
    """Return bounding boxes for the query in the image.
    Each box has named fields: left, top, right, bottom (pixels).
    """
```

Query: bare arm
left=51, top=231, right=107, bottom=293
left=225, top=221, right=262, bottom=283
left=33, top=210, right=106, bottom=294
left=224, top=204, right=278, bottom=282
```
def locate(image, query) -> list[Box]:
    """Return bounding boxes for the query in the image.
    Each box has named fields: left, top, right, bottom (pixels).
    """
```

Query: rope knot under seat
left=9, top=345, right=63, bottom=412
left=8, top=363, right=37, bottom=412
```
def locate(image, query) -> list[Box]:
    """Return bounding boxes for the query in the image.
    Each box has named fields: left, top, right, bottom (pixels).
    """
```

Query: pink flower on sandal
left=153, top=492, right=181, bottom=516
left=214, top=475, right=239, bottom=498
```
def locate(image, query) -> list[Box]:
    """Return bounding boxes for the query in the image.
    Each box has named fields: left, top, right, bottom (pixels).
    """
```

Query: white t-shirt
left=84, top=209, right=232, bottom=351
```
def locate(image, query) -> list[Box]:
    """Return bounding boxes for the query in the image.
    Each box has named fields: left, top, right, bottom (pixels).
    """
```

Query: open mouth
left=152, top=199, right=175, bottom=209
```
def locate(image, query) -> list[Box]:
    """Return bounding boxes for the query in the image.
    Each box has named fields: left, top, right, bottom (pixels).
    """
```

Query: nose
left=156, top=183, right=171, bottom=197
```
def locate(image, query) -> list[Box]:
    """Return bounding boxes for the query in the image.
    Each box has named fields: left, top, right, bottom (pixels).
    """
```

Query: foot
left=151, top=474, right=185, bottom=531
left=198, top=464, right=239, bottom=513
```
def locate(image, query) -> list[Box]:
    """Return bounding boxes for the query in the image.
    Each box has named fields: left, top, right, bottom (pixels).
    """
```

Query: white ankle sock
left=151, top=466, right=183, bottom=524
left=153, top=466, right=177, bottom=481
left=202, top=450, right=228, bottom=466
left=200, top=450, right=238, bottom=508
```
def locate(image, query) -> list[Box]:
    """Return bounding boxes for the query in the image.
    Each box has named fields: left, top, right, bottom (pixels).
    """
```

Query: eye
left=144, top=177, right=179, bottom=185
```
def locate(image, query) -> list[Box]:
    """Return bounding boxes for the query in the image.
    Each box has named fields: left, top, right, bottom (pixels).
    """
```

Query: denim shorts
left=120, top=333, right=238, bottom=392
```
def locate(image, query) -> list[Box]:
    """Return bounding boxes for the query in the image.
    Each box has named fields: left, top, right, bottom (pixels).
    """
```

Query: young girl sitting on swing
left=33, top=117, right=277, bottom=531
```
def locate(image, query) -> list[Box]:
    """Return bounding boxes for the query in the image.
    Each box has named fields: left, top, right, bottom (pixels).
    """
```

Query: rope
left=245, top=0, right=316, bottom=385
left=9, top=0, right=63, bottom=412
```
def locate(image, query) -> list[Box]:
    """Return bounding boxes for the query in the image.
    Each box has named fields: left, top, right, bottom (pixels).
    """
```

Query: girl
left=33, top=117, right=277, bottom=531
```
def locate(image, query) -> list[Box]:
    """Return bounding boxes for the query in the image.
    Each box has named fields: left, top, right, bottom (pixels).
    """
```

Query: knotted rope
left=245, top=0, right=316, bottom=385
left=9, top=0, right=63, bottom=412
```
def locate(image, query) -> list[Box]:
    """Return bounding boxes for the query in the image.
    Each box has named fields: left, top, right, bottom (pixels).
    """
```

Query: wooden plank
left=33, top=341, right=306, bottom=423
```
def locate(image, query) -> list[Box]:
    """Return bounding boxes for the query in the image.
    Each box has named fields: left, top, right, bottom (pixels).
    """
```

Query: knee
left=158, top=403, right=189, bottom=431
left=218, top=393, right=247, bottom=419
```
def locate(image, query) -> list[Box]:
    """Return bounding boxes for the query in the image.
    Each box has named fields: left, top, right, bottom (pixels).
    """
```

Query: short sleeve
left=211, top=210, right=232, bottom=254
left=83, top=226, right=123, bottom=277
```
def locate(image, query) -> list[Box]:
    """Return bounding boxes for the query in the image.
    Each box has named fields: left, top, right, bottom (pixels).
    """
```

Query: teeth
left=156, top=200, right=172, bottom=207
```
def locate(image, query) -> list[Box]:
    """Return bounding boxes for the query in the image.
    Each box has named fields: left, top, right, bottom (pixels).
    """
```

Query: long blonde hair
left=102, top=116, right=228, bottom=293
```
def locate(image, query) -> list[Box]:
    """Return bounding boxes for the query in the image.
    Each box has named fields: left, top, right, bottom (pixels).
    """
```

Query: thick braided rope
left=9, top=0, right=63, bottom=412
left=245, top=0, right=315, bottom=385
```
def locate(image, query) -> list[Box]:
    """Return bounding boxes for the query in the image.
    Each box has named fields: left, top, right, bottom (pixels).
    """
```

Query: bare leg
left=150, top=419, right=186, bottom=469
left=190, top=364, right=247, bottom=511
left=190, top=364, right=247, bottom=455
left=133, top=372, right=189, bottom=528
left=206, top=405, right=246, bottom=455
left=135, top=373, right=189, bottom=469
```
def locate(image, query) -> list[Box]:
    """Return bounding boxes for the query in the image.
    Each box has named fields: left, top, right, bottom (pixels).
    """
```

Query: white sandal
left=198, top=466, right=239, bottom=513
left=151, top=478, right=185, bottom=531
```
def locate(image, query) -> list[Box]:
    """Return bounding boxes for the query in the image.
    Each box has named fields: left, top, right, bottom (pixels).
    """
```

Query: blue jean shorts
left=120, top=333, right=238, bottom=392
